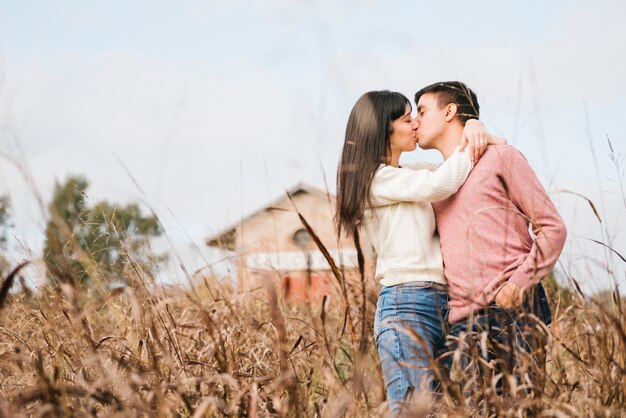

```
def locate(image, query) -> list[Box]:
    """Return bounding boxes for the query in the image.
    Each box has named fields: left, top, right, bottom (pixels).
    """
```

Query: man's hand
left=494, top=282, right=524, bottom=309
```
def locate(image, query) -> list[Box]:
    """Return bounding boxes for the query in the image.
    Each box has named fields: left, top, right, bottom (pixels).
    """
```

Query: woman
left=335, top=90, right=496, bottom=413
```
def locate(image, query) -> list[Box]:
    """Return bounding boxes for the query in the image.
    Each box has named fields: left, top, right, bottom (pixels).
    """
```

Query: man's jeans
left=530, top=282, right=552, bottom=325
left=373, top=282, right=448, bottom=414
left=446, top=283, right=551, bottom=392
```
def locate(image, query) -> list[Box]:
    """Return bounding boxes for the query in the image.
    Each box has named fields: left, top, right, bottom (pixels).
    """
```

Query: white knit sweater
left=362, top=149, right=473, bottom=287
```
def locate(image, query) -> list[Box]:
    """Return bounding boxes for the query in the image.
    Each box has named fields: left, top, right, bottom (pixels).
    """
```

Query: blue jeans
left=373, top=282, right=448, bottom=414
left=447, top=283, right=551, bottom=393
left=531, top=282, right=552, bottom=326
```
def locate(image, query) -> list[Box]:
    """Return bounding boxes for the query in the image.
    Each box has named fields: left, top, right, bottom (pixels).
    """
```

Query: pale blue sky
left=1, top=2, right=558, bottom=56
left=0, top=0, right=624, bottom=291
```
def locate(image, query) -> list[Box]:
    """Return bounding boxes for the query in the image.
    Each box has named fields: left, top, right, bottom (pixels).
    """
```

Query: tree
left=43, top=176, right=164, bottom=288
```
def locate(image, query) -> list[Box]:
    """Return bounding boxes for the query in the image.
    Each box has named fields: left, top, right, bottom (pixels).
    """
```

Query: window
left=292, top=228, right=311, bottom=249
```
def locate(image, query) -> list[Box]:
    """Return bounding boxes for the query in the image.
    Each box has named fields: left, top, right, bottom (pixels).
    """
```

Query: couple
left=335, top=82, right=567, bottom=414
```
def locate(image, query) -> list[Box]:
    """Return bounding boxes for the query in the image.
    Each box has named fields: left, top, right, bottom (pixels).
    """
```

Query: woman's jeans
left=373, top=282, right=449, bottom=413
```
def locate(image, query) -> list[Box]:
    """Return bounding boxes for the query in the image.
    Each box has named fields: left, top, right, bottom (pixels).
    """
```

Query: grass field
left=0, top=228, right=625, bottom=418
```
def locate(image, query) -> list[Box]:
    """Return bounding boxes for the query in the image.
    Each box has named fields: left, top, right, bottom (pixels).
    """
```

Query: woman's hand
left=459, top=119, right=508, bottom=162
left=459, top=119, right=486, bottom=162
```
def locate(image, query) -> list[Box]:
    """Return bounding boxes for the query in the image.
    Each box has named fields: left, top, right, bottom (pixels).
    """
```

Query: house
left=206, top=183, right=375, bottom=303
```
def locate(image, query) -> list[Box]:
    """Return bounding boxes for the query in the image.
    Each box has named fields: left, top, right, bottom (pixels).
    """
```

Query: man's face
left=415, top=93, right=447, bottom=150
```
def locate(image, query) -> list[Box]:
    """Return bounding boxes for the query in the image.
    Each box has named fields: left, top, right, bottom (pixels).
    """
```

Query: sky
left=0, top=0, right=624, bottom=292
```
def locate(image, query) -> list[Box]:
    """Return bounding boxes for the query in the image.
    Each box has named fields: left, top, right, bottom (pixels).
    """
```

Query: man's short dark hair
left=414, top=81, right=479, bottom=125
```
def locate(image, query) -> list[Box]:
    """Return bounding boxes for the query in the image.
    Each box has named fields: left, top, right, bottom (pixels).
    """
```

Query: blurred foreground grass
left=0, top=255, right=625, bottom=417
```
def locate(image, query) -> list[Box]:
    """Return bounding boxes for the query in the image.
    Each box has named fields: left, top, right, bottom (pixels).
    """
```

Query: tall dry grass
left=0, top=202, right=625, bottom=417
left=0, top=260, right=380, bottom=417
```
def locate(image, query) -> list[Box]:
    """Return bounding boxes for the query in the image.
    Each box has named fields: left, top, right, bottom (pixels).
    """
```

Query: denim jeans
left=446, top=283, right=551, bottom=394
left=373, top=281, right=449, bottom=414
left=530, top=282, right=552, bottom=326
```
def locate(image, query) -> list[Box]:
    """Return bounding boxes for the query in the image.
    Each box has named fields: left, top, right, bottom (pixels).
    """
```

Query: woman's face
left=389, top=105, right=418, bottom=154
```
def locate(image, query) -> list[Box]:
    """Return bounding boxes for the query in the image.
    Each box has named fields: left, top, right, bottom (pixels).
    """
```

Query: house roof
left=206, top=182, right=334, bottom=250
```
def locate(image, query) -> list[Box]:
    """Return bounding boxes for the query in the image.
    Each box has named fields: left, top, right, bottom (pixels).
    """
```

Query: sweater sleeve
left=401, top=160, right=441, bottom=171
left=502, top=147, right=567, bottom=291
left=370, top=148, right=473, bottom=206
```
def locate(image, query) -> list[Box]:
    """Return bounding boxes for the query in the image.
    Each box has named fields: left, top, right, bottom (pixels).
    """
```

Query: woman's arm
left=370, top=149, right=473, bottom=206
left=400, top=160, right=440, bottom=171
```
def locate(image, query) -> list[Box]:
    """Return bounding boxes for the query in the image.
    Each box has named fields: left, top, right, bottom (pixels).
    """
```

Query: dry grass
left=0, top=267, right=379, bottom=417
left=1, top=164, right=625, bottom=416
left=0, top=239, right=625, bottom=417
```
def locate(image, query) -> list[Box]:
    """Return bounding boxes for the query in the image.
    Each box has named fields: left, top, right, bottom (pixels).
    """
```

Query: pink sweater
left=432, top=145, right=567, bottom=324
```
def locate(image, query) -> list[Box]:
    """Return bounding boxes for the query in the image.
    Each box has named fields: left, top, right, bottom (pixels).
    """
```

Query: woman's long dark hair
left=335, top=90, right=411, bottom=238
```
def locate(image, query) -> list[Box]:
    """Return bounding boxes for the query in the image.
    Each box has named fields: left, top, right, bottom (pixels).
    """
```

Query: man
left=413, top=81, right=567, bottom=386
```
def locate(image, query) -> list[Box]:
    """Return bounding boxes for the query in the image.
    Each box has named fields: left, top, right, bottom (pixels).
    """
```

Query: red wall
left=281, top=272, right=333, bottom=304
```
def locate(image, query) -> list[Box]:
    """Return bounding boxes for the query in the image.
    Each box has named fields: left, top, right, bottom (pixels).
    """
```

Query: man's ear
left=444, top=103, right=457, bottom=122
